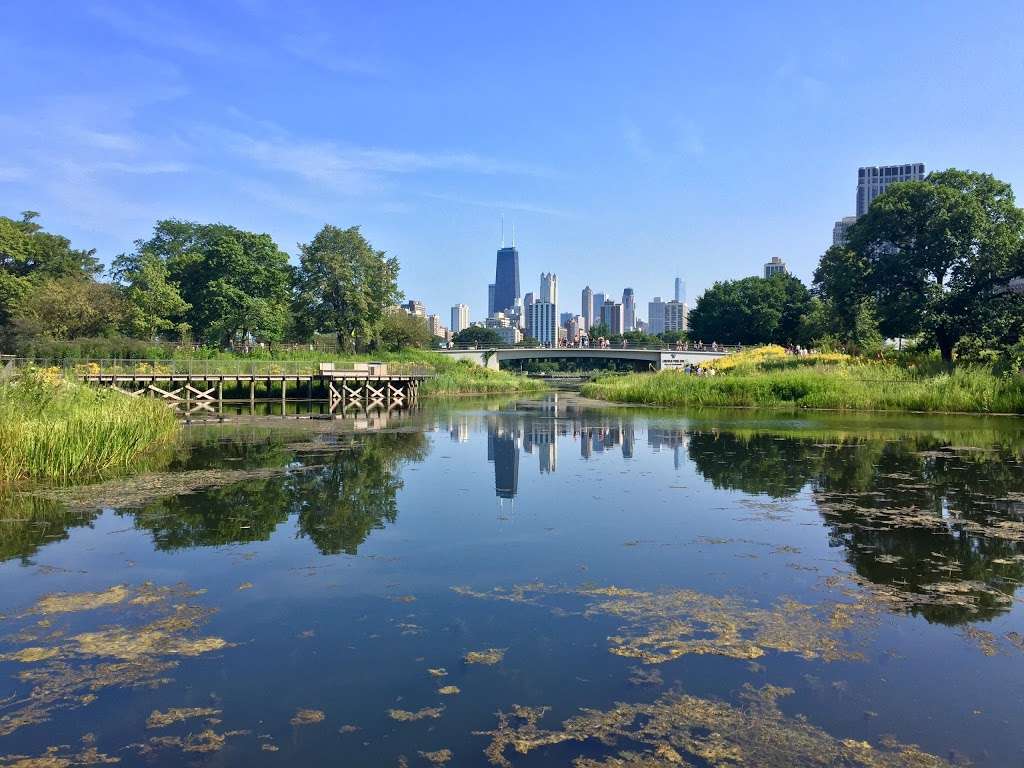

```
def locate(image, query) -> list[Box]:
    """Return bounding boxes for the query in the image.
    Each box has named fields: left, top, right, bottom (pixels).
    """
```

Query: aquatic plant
left=0, top=369, right=180, bottom=484
left=583, top=359, right=1024, bottom=414
left=476, top=684, right=960, bottom=767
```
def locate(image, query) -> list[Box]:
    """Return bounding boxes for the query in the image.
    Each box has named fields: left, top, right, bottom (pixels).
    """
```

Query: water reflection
left=686, top=428, right=1024, bottom=623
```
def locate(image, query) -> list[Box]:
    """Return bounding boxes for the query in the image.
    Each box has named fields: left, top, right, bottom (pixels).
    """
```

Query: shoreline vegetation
left=1, top=354, right=544, bottom=485
left=581, top=346, right=1024, bottom=415
left=0, top=369, right=180, bottom=485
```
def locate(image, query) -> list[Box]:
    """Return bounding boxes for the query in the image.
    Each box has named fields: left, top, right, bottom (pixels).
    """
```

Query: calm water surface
left=2, top=395, right=1024, bottom=766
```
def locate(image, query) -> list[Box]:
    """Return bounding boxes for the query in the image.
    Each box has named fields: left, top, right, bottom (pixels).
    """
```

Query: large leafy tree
left=1, top=212, right=102, bottom=330
left=126, top=220, right=293, bottom=345
left=841, top=169, right=1024, bottom=363
left=111, top=250, right=191, bottom=340
left=688, top=273, right=813, bottom=345
left=10, top=277, right=125, bottom=341
left=295, top=225, right=401, bottom=352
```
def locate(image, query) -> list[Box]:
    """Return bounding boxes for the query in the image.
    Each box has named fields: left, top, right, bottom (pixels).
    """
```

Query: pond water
left=2, top=394, right=1024, bottom=766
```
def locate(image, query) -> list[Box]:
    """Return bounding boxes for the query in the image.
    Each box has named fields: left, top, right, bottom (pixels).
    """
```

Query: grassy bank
left=581, top=347, right=1024, bottom=414
left=0, top=370, right=180, bottom=484
left=419, top=360, right=548, bottom=396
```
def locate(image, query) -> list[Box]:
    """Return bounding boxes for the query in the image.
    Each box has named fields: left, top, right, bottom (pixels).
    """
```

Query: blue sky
left=2, top=1, right=1023, bottom=323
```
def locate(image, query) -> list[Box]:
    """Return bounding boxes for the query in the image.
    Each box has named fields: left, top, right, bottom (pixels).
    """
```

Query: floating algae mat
left=477, top=685, right=962, bottom=768
left=0, top=399, right=1023, bottom=766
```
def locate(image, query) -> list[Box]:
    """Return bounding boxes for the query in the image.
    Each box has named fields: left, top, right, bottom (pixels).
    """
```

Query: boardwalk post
left=217, top=380, right=224, bottom=419
left=249, top=380, right=255, bottom=415
left=281, top=378, right=287, bottom=416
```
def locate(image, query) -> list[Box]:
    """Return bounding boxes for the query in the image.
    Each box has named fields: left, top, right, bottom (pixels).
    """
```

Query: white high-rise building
left=526, top=301, right=557, bottom=346
left=540, top=272, right=558, bottom=305
left=857, top=163, right=925, bottom=217
left=763, top=257, right=788, bottom=278
left=581, top=286, right=593, bottom=331
left=450, top=304, right=470, bottom=334
left=833, top=216, right=858, bottom=246
left=664, top=301, right=687, bottom=332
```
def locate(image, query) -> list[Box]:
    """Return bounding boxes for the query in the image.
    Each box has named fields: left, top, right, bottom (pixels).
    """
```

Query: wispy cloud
left=0, top=166, right=29, bottom=182
left=206, top=124, right=552, bottom=194
left=281, top=32, right=381, bottom=76
left=623, top=118, right=705, bottom=162
left=88, top=3, right=221, bottom=56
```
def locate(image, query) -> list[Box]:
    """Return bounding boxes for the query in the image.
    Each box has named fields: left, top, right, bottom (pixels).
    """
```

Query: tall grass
left=0, top=370, right=181, bottom=485
left=419, top=360, right=549, bottom=396
left=582, top=355, right=1024, bottom=414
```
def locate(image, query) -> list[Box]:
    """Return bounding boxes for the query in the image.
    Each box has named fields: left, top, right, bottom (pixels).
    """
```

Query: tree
left=842, top=169, right=1024, bottom=363
left=688, top=274, right=813, bottom=345
left=128, top=220, right=293, bottom=345
left=588, top=322, right=610, bottom=339
left=377, top=310, right=432, bottom=351
left=295, top=225, right=401, bottom=352
left=10, top=277, right=125, bottom=341
left=453, top=326, right=504, bottom=347
left=111, top=250, right=191, bottom=340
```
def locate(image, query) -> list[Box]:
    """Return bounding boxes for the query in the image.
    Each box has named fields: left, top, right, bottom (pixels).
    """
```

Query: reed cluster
left=0, top=369, right=180, bottom=484
left=582, top=352, right=1024, bottom=414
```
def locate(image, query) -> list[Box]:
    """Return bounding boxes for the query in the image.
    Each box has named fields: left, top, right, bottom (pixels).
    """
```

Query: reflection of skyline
left=487, top=426, right=519, bottom=500
left=648, top=427, right=689, bottom=470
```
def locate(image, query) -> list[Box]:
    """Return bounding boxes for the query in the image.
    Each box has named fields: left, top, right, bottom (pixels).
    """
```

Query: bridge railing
left=439, top=342, right=742, bottom=353
left=0, top=358, right=433, bottom=378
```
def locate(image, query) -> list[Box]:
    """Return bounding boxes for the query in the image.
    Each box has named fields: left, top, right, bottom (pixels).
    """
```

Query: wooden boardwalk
left=81, top=369, right=428, bottom=417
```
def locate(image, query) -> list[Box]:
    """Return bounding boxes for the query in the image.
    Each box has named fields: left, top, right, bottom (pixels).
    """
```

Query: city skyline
left=2, top=4, right=1021, bottom=323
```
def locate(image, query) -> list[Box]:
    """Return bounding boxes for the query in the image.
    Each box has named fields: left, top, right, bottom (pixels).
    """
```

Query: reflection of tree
left=125, top=477, right=293, bottom=550
left=293, top=432, right=428, bottom=554
left=127, top=432, right=428, bottom=555
left=687, top=429, right=1024, bottom=624
left=687, top=431, right=820, bottom=498
left=0, top=495, right=100, bottom=563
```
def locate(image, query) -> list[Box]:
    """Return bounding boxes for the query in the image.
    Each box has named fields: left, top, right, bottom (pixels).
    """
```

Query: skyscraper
left=763, top=257, right=788, bottom=278
left=674, top=277, right=685, bottom=304
left=540, top=272, right=558, bottom=305
left=487, top=284, right=495, bottom=316
left=599, top=300, right=623, bottom=335
left=451, top=304, right=470, bottom=334
left=592, top=292, right=605, bottom=323
left=648, top=297, right=666, bottom=335
left=622, top=288, right=635, bottom=332
left=832, top=216, right=858, bottom=246
left=581, top=286, right=593, bottom=330
left=493, top=245, right=520, bottom=315
left=664, top=301, right=687, bottom=332
left=526, top=301, right=557, bottom=346
left=403, top=299, right=425, bottom=316
left=857, top=163, right=925, bottom=217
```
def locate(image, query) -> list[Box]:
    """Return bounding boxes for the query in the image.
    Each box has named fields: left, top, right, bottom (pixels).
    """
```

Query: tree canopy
left=819, top=169, right=1024, bottom=363
left=688, top=274, right=814, bottom=346
left=295, top=225, right=402, bottom=352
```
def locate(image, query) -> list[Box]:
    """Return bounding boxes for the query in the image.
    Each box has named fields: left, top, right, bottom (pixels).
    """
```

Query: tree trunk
left=936, top=330, right=955, bottom=367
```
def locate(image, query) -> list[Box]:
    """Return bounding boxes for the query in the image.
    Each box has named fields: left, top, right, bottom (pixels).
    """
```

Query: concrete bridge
left=438, top=347, right=730, bottom=371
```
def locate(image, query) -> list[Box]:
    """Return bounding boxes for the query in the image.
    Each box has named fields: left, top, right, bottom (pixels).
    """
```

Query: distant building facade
left=450, top=304, right=470, bottom=334
left=648, top=297, right=666, bottom=335
left=857, top=163, right=925, bottom=217
left=487, top=284, right=495, bottom=316
left=763, top=257, right=788, bottom=278
left=526, top=301, right=557, bottom=346
left=674, top=277, right=685, bottom=304
left=493, top=246, right=520, bottom=314
left=581, top=286, right=593, bottom=331
left=540, top=272, right=558, bottom=306
left=622, top=288, right=635, bottom=331
left=403, top=299, right=426, bottom=317
left=427, top=314, right=447, bottom=338
left=832, top=216, right=858, bottom=246
left=664, top=300, right=687, bottom=332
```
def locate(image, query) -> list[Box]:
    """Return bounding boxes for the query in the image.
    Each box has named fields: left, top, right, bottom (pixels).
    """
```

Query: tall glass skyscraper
left=493, top=246, right=520, bottom=315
